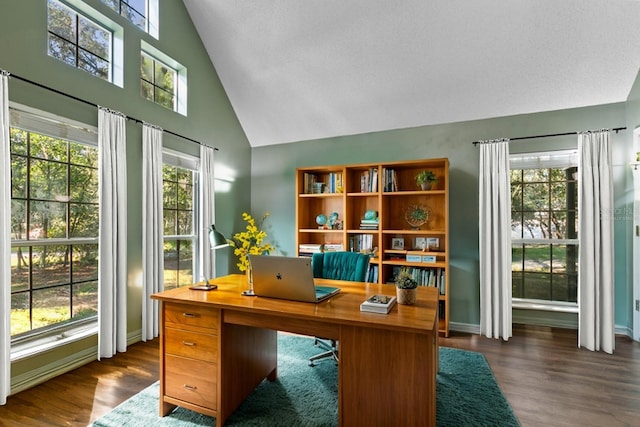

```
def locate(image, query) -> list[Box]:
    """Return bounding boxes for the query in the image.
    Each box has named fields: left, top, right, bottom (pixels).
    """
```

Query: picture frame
left=426, top=237, right=440, bottom=251
left=414, top=237, right=427, bottom=251
left=391, top=237, right=405, bottom=250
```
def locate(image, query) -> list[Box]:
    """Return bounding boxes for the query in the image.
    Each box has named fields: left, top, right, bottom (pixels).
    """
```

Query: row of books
left=381, top=167, right=399, bottom=192
left=389, top=266, right=446, bottom=295
left=302, top=172, right=344, bottom=194
left=359, top=218, right=379, bottom=230
left=298, top=243, right=345, bottom=256
left=366, top=264, right=379, bottom=283
left=360, top=168, right=378, bottom=192
left=348, top=234, right=374, bottom=252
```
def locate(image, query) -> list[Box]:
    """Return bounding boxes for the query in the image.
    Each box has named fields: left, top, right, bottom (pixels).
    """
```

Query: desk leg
left=218, top=323, right=277, bottom=425
left=339, top=326, right=436, bottom=427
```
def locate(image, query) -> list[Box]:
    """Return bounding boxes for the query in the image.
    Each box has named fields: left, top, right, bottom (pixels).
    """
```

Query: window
left=10, top=108, right=99, bottom=339
left=163, top=152, right=199, bottom=290
left=140, top=42, right=187, bottom=115
left=100, top=0, right=159, bottom=37
left=141, top=52, right=176, bottom=111
left=47, top=0, right=112, bottom=81
left=510, top=150, right=579, bottom=305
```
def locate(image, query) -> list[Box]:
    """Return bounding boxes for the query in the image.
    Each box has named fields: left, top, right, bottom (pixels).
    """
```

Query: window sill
left=11, top=322, right=98, bottom=362
left=512, top=299, right=578, bottom=314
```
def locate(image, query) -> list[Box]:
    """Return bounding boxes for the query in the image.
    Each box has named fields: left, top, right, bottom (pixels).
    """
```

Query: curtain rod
left=472, top=127, right=626, bottom=146
left=8, top=72, right=218, bottom=151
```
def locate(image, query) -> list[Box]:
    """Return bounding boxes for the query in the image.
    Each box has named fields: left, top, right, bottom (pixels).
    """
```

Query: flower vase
left=396, top=287, right=417, bottom=305
left=242, top=265, right=256, bottom=296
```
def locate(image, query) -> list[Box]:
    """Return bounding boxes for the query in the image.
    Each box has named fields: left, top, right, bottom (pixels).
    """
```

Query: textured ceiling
left=184, top=0, right=640, bottom=147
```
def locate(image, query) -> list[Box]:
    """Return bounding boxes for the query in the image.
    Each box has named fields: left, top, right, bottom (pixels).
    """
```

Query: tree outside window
left=10, top=128, right=99, bottom=337
left=141, top=52, right=177, bottom=111
left=511, top=165, right=578, bottom=303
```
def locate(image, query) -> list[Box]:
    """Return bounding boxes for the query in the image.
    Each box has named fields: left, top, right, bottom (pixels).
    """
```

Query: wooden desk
left=151, top=274, right=438, bottom=426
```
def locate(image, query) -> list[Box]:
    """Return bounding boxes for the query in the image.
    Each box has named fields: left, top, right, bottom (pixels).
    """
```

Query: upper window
left=47, top=0, right=124, bottom=86
left=48, top=0, right=111, bottom=81
left=510, top=150, right=579, bottom=305
left=10, top=106, right=99, bottom=339
left=162, top=151, right=199, bottom=290
left=141, top=41, right=187, bottom=115
left=100, top=0, right=159, bottom=37
left=141, top=52, right=176, bottom=111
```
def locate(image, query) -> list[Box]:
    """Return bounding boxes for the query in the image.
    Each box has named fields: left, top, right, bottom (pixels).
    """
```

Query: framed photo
left=391, top=237, right=405, bottom=250
left=414, top=237, right=427, bottom=251
left=426, top=237, right=440, bottom=250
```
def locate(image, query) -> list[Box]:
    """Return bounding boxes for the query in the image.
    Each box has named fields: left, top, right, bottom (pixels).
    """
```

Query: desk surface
left=152, top=274, right=438, bottom=334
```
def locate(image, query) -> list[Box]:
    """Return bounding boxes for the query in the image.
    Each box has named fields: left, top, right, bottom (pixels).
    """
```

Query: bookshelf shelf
left=296, top=158, right=450, bottom=336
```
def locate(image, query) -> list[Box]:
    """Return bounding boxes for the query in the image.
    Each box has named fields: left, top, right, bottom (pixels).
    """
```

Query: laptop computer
left=249, top=255, right=341, bottom=303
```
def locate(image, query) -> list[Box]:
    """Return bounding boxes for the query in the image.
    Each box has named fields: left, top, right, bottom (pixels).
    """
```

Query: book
left=360, top=294, right=397, bottom=314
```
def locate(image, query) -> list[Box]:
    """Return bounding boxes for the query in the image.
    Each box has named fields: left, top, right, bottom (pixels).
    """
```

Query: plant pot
left=396, top=287, right=417, bottom=305
left=420, top=182, right=432, bottom=191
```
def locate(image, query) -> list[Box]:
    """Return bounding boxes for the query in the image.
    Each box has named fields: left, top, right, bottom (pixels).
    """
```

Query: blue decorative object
left=364, top=210, right=377, bottom=220
left=316, top=214, right=328, bottom=227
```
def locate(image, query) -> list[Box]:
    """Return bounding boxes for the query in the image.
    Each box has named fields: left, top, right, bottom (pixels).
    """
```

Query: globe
left=316, top=214, right=328, bottom=227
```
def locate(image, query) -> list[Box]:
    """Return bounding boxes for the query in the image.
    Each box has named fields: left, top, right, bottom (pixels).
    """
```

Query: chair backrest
left=311, top=252, right=370, bottom=282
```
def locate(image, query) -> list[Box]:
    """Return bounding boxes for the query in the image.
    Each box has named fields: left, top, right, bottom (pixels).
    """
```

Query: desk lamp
left=190, top=224, right=229, bottom=291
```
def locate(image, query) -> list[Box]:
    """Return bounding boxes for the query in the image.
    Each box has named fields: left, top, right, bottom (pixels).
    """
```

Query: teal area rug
left=91, top=334, right=519, bottom=427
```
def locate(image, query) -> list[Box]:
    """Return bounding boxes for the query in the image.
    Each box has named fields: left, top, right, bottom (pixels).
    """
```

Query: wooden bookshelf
left=296, top=158, right=450, bottom=336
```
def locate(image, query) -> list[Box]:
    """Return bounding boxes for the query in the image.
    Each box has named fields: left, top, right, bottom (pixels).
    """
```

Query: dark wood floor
left=0, top=325, right=638, bottom=426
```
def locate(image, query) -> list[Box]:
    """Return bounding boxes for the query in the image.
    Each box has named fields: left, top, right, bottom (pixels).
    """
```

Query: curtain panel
left=141, top=123, right=163, bottom=342
left=0, top=71, right=11, bottom=405
left=478, top=139, right=513, bottom=340
left=198, top=145, right=216, bottom=280
left=578, top=130, right=615, bottom=353
left=97, top=107, right=128, bottom=359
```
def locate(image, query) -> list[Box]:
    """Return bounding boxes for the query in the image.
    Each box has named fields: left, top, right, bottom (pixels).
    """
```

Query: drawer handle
left=182, top=340, right=196, bottom=346
left=183, top=384, right=198, bottom=391
left=182, top=312, right=199, bottom=318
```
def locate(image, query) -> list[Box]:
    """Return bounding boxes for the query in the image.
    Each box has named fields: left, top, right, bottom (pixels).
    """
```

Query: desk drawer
left=165, top=327, right=217, bottom=362
left=165, top=354, right=217, bottom=410
left=164, top=303, right=218, bottom=331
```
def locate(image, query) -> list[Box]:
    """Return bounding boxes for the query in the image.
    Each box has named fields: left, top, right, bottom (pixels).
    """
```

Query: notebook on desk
left=249, top=255, right=341, bottom=303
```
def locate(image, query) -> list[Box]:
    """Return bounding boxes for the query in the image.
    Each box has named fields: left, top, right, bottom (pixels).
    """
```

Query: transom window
left=163, top=160, right=198, bottom=290
left=101, top=0, right=146, bottom=30
left=47, top=0, right=112, bottom=81
left=10, top=125, right=99, bottom=338
left=510, top=150, right=579, bottom=305
left=141, top=52, right=177, bottom=111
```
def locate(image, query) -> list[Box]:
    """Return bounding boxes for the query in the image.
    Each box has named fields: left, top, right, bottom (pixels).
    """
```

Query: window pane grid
left=10, top=128, right=99, bottom=337
left=163, top=165, right=196, bottom=288
left=140, top=52, right=178, bottom=111
left=48, top=0, right=112, bottom=81
left=511, top=164, right=578, bottom=303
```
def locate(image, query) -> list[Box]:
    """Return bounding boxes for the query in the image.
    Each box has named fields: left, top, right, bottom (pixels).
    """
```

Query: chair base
left=309, top=338, right=338, bottom=366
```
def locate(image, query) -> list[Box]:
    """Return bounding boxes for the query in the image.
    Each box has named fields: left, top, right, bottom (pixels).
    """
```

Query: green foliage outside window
left=10, top=128, right=99, bottom=337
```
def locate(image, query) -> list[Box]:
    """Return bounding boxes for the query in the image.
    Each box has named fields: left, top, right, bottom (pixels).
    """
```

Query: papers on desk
left=360, top=294, right=397, bottom=314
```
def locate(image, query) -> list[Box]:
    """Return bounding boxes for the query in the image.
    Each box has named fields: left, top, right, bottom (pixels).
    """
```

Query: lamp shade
left=209, top=224, right=229, bottom=249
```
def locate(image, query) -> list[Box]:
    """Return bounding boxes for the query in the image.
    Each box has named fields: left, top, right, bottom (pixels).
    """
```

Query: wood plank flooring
left=0, top=324, right=638, bottom=426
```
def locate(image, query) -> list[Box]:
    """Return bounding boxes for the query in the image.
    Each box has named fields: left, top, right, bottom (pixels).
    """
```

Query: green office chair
left=309, top=251, right=370, bottom=366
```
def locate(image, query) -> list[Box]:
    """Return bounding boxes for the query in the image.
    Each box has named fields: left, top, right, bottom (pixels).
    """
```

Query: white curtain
left=479, top=139, right=512, bottom=340
left=198, top=145, right=216, bottom=280
left=98, top=107, right=128, bottom=359
left=578, top=130, right=615, bottom=353
left=141, top=123, right=163, bottom=342
left=0, top=71, right=11, bottom=405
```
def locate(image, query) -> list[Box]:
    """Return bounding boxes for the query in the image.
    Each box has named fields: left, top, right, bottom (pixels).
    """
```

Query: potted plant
left=395, top=268, right=418, bottom=305
left=415, top=170, right=437, bottom=190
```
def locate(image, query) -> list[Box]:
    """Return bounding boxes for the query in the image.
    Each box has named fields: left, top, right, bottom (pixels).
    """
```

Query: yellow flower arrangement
left=228, top=212, right=274, bottom=272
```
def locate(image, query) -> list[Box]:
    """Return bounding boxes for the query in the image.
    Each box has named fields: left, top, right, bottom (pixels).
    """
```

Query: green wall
left=252, top=102, right=636, bottom=332
left=1, top=0, right=250, bottom=391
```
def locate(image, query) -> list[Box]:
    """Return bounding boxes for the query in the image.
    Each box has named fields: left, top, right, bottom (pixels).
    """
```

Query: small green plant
left=415, top=170, right=437, bottom=186
left=395, top=268, right=418, bottom=289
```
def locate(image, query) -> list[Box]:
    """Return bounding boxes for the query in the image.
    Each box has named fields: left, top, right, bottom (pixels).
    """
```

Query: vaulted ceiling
left=183, top=1, right=640, bottom=147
